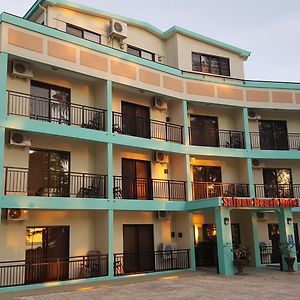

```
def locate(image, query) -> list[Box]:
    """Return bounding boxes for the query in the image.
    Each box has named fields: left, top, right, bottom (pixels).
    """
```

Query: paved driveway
left=1, top=267, right=300, bottom=300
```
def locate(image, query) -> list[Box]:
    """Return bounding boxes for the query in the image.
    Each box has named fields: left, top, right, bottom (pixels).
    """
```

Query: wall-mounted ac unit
left=252, top=159, right=265, bottom=168
left=154, top=151, right=169, bottom=164
left=153, top=97, right=167, bottom=110
left=109, top=19, right=128, bottom=40
left=248, top=110, right=261, bottom=120
left=6, top=209, right=29, bottom=221
left=12, top=60, right=33, bottom=79
left=10, top=131, right=31, bottom=147
left=159, top=242, right=177, bottom=259
left=155, top=211, right=170, bottom=220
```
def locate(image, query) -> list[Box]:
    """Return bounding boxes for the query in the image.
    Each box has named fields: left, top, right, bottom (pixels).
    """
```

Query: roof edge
left=23, top=0, right=251, bottom=58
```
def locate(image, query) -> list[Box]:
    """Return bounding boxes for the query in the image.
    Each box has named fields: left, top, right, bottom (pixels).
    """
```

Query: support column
left=106, top=80, right=112, bottom=134
left=182, top=100, right=189, bottom=145
left=251, top=211, right=262, bottom=267
left=242, top=107, right=251, bottom=150
left=108, top=209, right=114, bottom=278
left=0, top=52, right=8, bottom=121
left=278, top=208, right=298, bottom=272
left=107, top=143, right=113, bottom=201
left=215, top=206, right=234, bottom=275
left=185, top=154, right=192, bottom=201
left=246, top=158, right=255, bottom=198
left=188, top=213, right=196, bottom=270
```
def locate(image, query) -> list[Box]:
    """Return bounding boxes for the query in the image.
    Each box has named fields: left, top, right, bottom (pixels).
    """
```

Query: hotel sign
left=223, top=197, right=299, bottom=208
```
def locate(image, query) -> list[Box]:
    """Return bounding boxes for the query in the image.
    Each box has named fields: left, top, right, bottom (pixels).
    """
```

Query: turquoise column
left=278, top=208, right=298, bottom=272
left=215, top=207, right=234, bottom=275
left=182, top=100, right=189, bottom=145
left=188, top=213, right=196, bottom=271
left=106, top=80, right=113, bottom=133
left=247, top=158, right=255, bottom=198
left=0, top=128, right=4, bottom=196
left=251, top=211, right=262, bottom=267
left=108, top=209, right=114, bottom=278
left=107, top=143, right=113, bottom=201
left=242, top=107, right=251, bottom=150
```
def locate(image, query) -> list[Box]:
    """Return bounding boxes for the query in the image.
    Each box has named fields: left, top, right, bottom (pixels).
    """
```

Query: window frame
left=192, top=52, right=230, bottom=76
left=127, top=45, right=155, bottom=62
left=66, top=23, right=101, bottom=44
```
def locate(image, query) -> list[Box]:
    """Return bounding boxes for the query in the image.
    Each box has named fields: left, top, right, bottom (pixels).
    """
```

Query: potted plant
left=279, top=241, right=298, bottom=272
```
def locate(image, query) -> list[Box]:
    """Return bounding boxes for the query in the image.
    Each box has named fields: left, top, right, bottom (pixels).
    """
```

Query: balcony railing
left=4, top=167, right=107, bottom=198
left=192, top=182, right=249, bottom=200
left=255, top=184, right=300, bottom=198
left=0, top=254, right=108, bottom=288
left=113, top=249, right=190, bottom=276
left=112, top=112, right=184, bottom=144
left=7, top=90, right=106, bottom=131
left=113, top=176, right=186, bottom=201
left=250, top=132, right=300, bottom=150
left=189, top=128, right=245, bottom=148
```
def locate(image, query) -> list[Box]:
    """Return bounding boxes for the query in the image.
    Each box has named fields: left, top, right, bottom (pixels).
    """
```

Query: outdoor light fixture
left=224, top=217, right=230, bottom=225
left=287, top=218, right=293, bottom=225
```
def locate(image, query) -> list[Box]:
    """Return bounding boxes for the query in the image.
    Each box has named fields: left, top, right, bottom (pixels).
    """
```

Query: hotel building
left=0, top=0, right=300, bottom=291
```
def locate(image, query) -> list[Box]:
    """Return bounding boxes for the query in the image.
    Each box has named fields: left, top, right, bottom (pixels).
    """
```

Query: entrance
left=25, top=226, right=70, bottom=284
left=28, top=149, right=70, bottom=196
left=122, top=158, right=152, bottom=200
left=123, top=224, right=154, bottom=273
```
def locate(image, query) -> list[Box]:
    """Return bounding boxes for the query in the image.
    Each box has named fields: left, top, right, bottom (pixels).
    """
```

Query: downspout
left=39, top=4, right=47, bottom=26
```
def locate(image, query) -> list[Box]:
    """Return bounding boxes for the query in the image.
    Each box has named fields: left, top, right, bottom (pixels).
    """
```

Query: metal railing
left=4, top=167, right=107, bottom=198
left=0, top=254, right=108, bottom=288
left=113, top=112, right=184, bottom=144
left=7, top=90, right=106, bottom=131
left=255, top=184, right=300, bottom=198
left=192, top=182, right=249, bottom=200
left=113, top=249, right=190, bottom=276
left=113, top=176, right=186, bottom=201
left=250, top=132, right=300, bottom=150
left=189, top=128, right=245, bottom=148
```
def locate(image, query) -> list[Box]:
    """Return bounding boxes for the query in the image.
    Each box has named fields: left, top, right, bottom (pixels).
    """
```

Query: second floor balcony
left=255, top=184, right=300, bottom=198
left=192, top=182, right=249, bottom=200
left=4, top=167, right=107, bottom=198
left=112, top=112, right=184, bottom=144
left=7, top=91, right=107, bottom=131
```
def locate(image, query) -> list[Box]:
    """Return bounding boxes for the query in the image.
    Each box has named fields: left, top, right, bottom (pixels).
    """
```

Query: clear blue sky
left=1, top=0, right=299, bottom=82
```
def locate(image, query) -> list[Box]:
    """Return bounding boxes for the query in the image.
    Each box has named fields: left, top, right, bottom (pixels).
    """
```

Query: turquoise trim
left=106, top=81, right=113, bottom=134
left=185, top=155, right=192, bottom=201
left=23, top=1, right=250, bottom=58
left=185, top=197, right=221, bottom=211
left=251, top=212, right=262, bottom=267
left=182, top=101, right=189, bottom=146
left=242, top=108, right=251, bottom=150
left=188, top=213, right=196, bottom=271
left=108, top=209, right=114, bottom=277
left=246, top=158, right=255, bottom=198
left=0, top=52, right=8, bottom=120
left=107, top=143, right=113, bottom=200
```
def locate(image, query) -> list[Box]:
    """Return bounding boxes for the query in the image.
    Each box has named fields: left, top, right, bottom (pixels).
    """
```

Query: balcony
left=4, top=167, right=107, bottom=198
left=112, top=112, right=184, bottom=144
left=250, top=132, right=300, bottom=150
left=192, top=182, right=249, bottom=200
left=255, top=184, right=300, bottom=198
left=113, top=176, right=186, bottom=201
left=113, top=249, right=190, bottom=276
left=189, top=128, right=245, bottom=149
left=0, top=254, right=108, bottom=288
left=7, top=91, right=106, bottom=131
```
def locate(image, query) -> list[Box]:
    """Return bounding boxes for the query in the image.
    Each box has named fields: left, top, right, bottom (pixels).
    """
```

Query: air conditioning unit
left=109, top=19, right=128, bottom=40
left=252, top=159, right=265, bottom=168
left=10, top=131, right=31, bottom=147
left=12, top=60, right=33, bottom=79
left=153, top=97, right=167, bottom=110
left=248, top=110, right=261, bottom=120
left=159, top=242, right=177, bottom=259
left=155, top=211, right=171, bottom=220
left=6, top=209, right=29, bottom=221
left=154, top=151, right=169, bottom=164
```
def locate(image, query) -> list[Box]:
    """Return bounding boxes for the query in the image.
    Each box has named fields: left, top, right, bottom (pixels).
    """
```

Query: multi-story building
left=0, top=0, right=300, bottom=291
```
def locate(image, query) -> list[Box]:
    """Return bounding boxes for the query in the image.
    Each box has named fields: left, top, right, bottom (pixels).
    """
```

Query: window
left=127, top=45, right=155, bottom=61
left=192, top=52, right=230, bottom=76
left=66, top=24, right=101, bottom=44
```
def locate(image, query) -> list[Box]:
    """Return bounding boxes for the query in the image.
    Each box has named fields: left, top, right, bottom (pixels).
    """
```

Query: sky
left=0, top=0, right=299, bottom=82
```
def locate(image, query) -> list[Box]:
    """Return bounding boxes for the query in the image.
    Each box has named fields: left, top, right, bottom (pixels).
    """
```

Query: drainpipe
left=39, top=4, right=47, bottom=26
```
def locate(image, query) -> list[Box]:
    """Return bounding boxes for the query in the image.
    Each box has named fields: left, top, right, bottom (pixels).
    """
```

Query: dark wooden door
left=122, top=158, right=152, bottom=200
left=263, top=168, right=293, bottom=198
left=190, top=115, right=219, bottom=147
left=121, top=101, right=150, bottom=138
left=259, top=120, right=288, bottom=150
left=25, top=226, right=70, bottom=284
left=123, top=224, right=154, bottom=273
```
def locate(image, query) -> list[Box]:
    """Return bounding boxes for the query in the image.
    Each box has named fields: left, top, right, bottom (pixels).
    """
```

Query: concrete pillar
left=251, top=211, right=262, bottom=267
left=215, top=206, right=234, bottom=275
left=107, top=143, right=113, bottom=201
left=188, top=213, right=196, bottom=270
left=242, top=107, right=251, bottom=150
left=106, top=80, right=112, bottom=133
left=278, top=208, right=298, bottom=272
left=246, top=158, right=255, bottom=198
left=182, top=100, right=189, bottom=145
left=108, top=209, right=114, bottom=278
